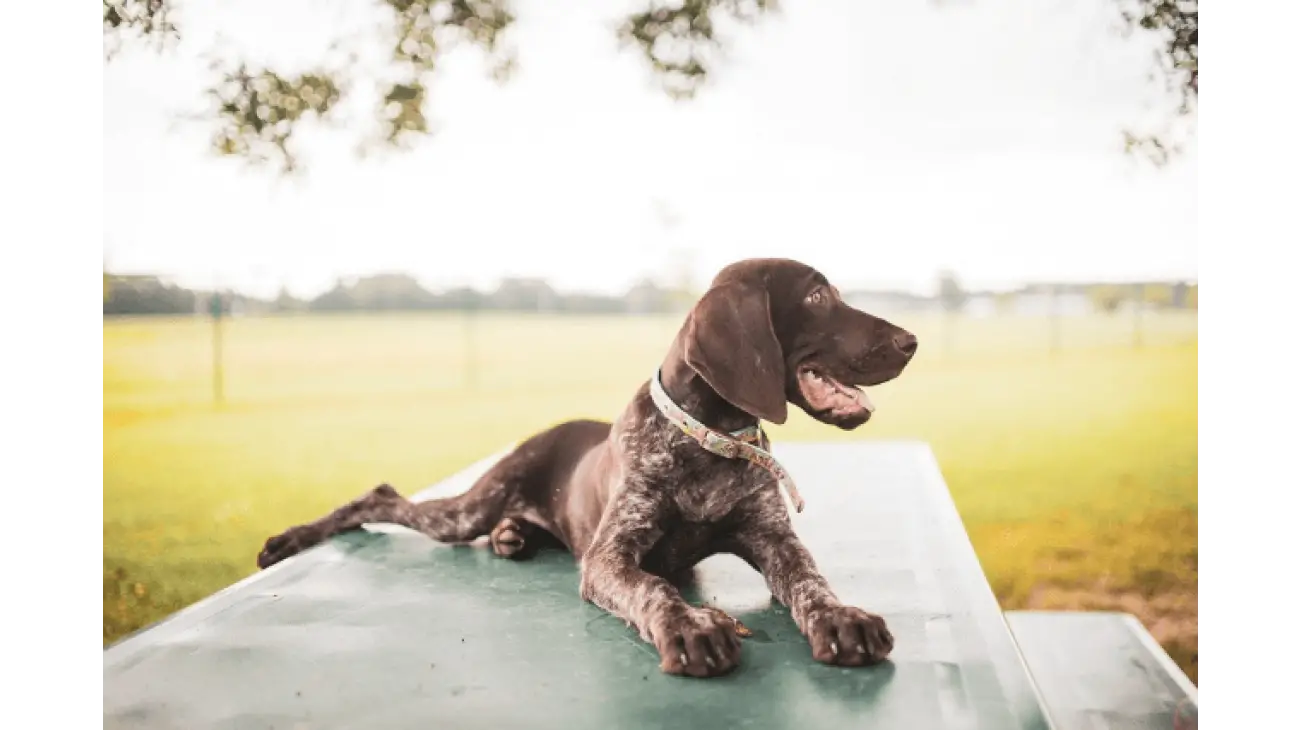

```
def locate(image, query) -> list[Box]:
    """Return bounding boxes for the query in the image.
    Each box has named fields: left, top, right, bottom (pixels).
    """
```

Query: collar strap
left=648, top=370, right=805, bottom=513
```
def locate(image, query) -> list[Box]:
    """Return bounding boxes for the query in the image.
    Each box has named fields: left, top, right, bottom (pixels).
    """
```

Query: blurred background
left=104, top=0, right=1197, bottom=680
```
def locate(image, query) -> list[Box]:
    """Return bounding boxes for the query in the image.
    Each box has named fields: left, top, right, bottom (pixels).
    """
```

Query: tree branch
left=1118, top=0, right=1198, bottom=166
left=104, top=0, right=1196, bottom=173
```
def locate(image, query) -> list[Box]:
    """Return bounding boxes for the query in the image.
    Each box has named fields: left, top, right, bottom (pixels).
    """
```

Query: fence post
left=210, top=292, right=225, bottom=406
left=464, top=301, right=477, bottom=391
left=944, top=309, right=956, bottom=358
left=1049, top=284, right=1061, bottom=355
left=1133, top=283, right=1145, bottom=349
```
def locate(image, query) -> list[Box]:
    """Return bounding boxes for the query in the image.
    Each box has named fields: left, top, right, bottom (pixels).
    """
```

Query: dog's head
left=681, top=258, right=918, bottom=429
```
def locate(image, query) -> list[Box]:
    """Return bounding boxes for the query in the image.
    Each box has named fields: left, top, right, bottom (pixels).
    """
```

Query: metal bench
left=104, top=441, right=1194, bottom=729
left=1006, top=611, right=1198, bottom=730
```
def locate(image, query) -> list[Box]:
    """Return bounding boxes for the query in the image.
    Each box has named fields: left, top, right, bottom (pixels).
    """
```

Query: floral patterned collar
left=648, top=369, right=805, bottom=513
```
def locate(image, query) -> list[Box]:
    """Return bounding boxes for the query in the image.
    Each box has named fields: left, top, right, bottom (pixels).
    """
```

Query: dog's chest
left=670, top=459, right=768, bottom=523
left=642, top=520, right=725, bottom=576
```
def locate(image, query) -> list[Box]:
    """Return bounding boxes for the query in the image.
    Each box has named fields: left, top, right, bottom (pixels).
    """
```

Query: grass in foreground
left=104, top=312, right=1197, bottom=681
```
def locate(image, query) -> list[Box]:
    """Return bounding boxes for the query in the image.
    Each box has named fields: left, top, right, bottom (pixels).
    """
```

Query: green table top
left=105, top=441, right=1054, bottom=730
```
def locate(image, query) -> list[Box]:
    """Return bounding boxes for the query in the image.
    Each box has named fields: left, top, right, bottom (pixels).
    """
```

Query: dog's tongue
left=853, top=387, right=875, bottom=414
left=799, top=370, right=876, bottom=415
left=830, top=379, right=874, bottom=414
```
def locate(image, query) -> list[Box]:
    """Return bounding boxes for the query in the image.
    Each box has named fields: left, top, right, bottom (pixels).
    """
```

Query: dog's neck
left=655, top=341, right=807, bottom=514
left=658, top=343, right=759, bottom=434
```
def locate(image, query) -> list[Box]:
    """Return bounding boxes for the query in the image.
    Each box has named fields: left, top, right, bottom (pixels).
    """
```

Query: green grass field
left=104, top=310, right=1198, bottom=682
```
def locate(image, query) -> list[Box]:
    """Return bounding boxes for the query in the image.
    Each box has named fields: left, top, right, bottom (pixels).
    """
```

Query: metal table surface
left=104, top=441, right=1054, bottom=730
left=1006, top=611, right=1197, bottom=730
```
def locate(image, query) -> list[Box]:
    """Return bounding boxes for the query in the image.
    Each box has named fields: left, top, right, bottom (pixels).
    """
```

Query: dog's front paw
left=652, top=607, right=744, bottom=678
left=257, top=525, right=321, bottom=569
left=805, top=604, right=894, bottom=666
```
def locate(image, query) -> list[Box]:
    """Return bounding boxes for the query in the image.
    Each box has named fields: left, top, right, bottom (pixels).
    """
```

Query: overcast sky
left=103, top=0, right=1197, bottom=298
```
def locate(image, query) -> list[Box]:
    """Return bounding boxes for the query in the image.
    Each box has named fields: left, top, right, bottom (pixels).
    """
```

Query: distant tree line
left=103, top=272, right=684, bottom=317
left=103, top=270, right=1198, bottom=318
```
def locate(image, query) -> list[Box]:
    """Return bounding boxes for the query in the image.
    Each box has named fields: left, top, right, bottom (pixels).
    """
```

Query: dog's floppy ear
left=684, top=282, right=788, bottom=424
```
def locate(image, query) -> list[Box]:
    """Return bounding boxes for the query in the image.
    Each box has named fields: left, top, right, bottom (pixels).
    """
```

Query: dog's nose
left=892, top=332, right=918, bottom=357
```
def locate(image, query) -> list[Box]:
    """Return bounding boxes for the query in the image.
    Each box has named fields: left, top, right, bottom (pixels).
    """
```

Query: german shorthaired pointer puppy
left=258, top=258, right=919, bottom=678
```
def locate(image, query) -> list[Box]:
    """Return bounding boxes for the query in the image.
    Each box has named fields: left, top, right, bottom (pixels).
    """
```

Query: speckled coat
left=257, top=258, right=918, bottom=678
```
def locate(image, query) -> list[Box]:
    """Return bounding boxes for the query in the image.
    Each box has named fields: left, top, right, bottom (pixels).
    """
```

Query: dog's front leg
left=578, top=485, right=742, bottom=678
left=733, top=489, right=894, bottom=667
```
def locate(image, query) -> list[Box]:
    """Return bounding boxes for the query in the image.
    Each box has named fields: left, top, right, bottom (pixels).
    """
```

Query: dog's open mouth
left=797, top=366, right=874, bottom=419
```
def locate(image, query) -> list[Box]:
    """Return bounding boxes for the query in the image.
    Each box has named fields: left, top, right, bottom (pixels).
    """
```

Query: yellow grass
left=104, top=310, right=1197, bottom=681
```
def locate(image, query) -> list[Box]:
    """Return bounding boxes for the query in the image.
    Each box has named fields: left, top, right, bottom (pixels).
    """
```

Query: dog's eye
left=805, top=289, right=825, bottom=306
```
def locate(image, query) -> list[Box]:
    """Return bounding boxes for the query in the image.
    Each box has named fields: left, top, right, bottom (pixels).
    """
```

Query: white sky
left=103, top=0, right=1197, bottom=298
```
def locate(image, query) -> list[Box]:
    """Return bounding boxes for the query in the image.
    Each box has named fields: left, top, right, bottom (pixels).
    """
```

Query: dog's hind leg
left=489, top=516, right=567, bottom=560
left=257, top=475, right=515, bottom=569
left=256, top=422, right=601, bottom=569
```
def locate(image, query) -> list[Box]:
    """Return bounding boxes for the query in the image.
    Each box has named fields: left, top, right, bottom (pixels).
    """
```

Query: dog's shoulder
left=610, top=383, right=676, bottom=477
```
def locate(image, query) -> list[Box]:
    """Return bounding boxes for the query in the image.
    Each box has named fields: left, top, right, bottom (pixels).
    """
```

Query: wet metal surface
left=1007, top=611, right=1197, bottom=730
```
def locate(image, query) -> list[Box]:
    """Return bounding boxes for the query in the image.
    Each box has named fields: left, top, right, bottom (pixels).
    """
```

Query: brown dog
left=257, top=258, right=918, bottom=678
